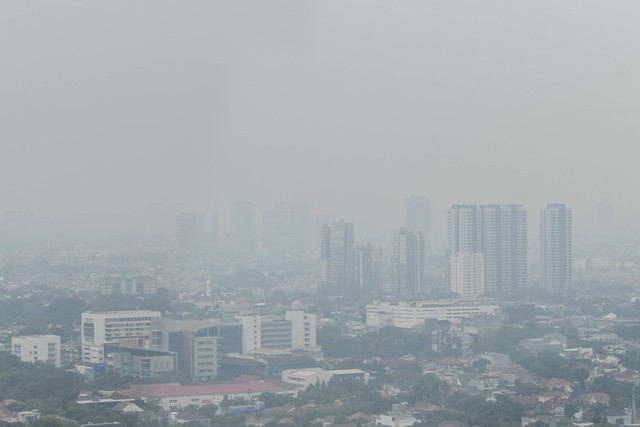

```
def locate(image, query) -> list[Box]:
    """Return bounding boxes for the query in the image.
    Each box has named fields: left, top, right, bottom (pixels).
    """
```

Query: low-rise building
left=281, top=368, right=369, bottom=389
left=105, top=345, right=176, bottom=378
left=120, top=380, right=297, bottom=411
left=11, top=335, right=61, bottom=367
left=366, top=300, right=500, bottom=329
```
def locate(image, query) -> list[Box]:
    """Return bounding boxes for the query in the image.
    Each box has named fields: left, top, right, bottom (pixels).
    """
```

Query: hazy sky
left=2, top=1, right=640, bottom=238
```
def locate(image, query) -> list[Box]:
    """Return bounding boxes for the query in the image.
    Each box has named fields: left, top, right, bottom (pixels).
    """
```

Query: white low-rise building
left=281, top=368, right=333, bottom=389
left=120, top=380, right=296, bottom=411
left=11, top=335, right=61, bottom=367
left=282, top=368, right=369, bottom=389
left=366, top=300, right=500, bottom=329
left=81, top=310, right=161, bottom=363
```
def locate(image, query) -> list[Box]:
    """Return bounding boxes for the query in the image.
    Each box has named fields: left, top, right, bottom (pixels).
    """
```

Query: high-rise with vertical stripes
left=448, top=204, right=527, bottom=296
left=540, top=204, right=572, bottom=294
left=320, top=220, right=356, bottom=297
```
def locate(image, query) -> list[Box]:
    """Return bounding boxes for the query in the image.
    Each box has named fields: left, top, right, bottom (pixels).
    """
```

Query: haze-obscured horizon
left=2, top=1, right=639, bottom=243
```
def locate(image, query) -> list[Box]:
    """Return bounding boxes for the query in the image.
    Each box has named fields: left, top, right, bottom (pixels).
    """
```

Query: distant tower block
left=206, top=280, right=212, bottom=297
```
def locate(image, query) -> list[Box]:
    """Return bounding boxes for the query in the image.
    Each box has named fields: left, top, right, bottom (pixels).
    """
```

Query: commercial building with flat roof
left=366, top=300, right=500, bottom=329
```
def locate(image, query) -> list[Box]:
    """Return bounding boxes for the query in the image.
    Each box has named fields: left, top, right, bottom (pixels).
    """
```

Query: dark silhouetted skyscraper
left=391, top=228, right=425, bottom=298
left=320, top=220, right=356, bottom=297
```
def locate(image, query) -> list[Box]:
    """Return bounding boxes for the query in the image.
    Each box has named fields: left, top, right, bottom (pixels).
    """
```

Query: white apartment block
left=12, top=335, right=61, bottom=367
left=241, top=311, right=317, bottom=354
left=82, top=310, right=161, bottom=363
left=450, top=252, right=485, bottom=299
left=285, top=310, right=317, bottom=349
left=365, top=300, right=500, bottom=329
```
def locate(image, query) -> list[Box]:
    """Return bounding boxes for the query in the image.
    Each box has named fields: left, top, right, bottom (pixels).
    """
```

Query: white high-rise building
left=12, top=335, right=61, bottom=367
left=450, top=252, right=485, bottom=299
left=448, top=204, right=527, bottom=294
left=81, top=310, right=161, bottom=363
left=540, top=204, right=572, bottom=294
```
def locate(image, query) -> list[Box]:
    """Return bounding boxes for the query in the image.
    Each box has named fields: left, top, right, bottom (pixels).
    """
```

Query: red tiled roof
left=539, top=378, right=572, bottom=387
left=514, top=395, right=539, bottom=406
left=438, top=357, right=466, bottom=366
left=346, top=412, right=375, bottom=421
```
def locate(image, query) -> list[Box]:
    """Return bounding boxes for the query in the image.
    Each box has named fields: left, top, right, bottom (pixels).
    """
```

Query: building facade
left=391, top=228, right=425, bottom=298
left=11, top=335, right=61, bottom=367
left=450, top=252, right=485, bottom=299
left=540, top=204, right=572, bottom=294
left=81, top=310, right=161, bottom=363
left=241, top=311, right=317, bottom=354
left=106, top=345, right=176, bottom=378
left=365, top=300, right=500, bottom=329
left=96, top=276, right=158, bottom=296
left=150, top=318, right=242, bottom=381
left=320, top=220, right=356, bottom=297
left=448, top=204, right=527, bottom=294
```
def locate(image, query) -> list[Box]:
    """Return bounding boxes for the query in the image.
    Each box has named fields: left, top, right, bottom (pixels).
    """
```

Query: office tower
left=450, top=252, right=485, bottom=299
left=262, top=202, right=313, bottom=259
left=405, top=196, right=433, bottom=255
left=320, top=220, right=356, bottom=297
left=356, top=244, right=375, bottom=298
left=596, top=202, right=613, bottom=234
left=176, top=212, right=219, bottom=256
left=391, top=228, right=425, bottom=298
left=448, top=204, right=527, bottom=294
left=228, top=202, right=256, bottom=258
left=12, top=335, right=61, bottom=367
left=540, top=204, right=572, bottom=294
left=81, top=310, right=161, bottom=363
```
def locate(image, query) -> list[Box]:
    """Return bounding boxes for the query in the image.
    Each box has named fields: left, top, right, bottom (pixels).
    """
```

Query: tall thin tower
left=540, top=204, right=572, bottom=294
left=320, top=221, right=356, bottom=297
left=391, top=228, right=425, bottom=298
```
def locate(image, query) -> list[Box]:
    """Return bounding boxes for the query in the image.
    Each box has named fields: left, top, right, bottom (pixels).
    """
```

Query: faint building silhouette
left=405, top=196, right=432, bottom=256
left=176, top=212, right=219, bottom=258
left=227, top=201, right=256, bottom=258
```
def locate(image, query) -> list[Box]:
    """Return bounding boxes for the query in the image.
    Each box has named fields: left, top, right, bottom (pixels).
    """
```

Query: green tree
left=407, top=374, right=443, bottom=404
